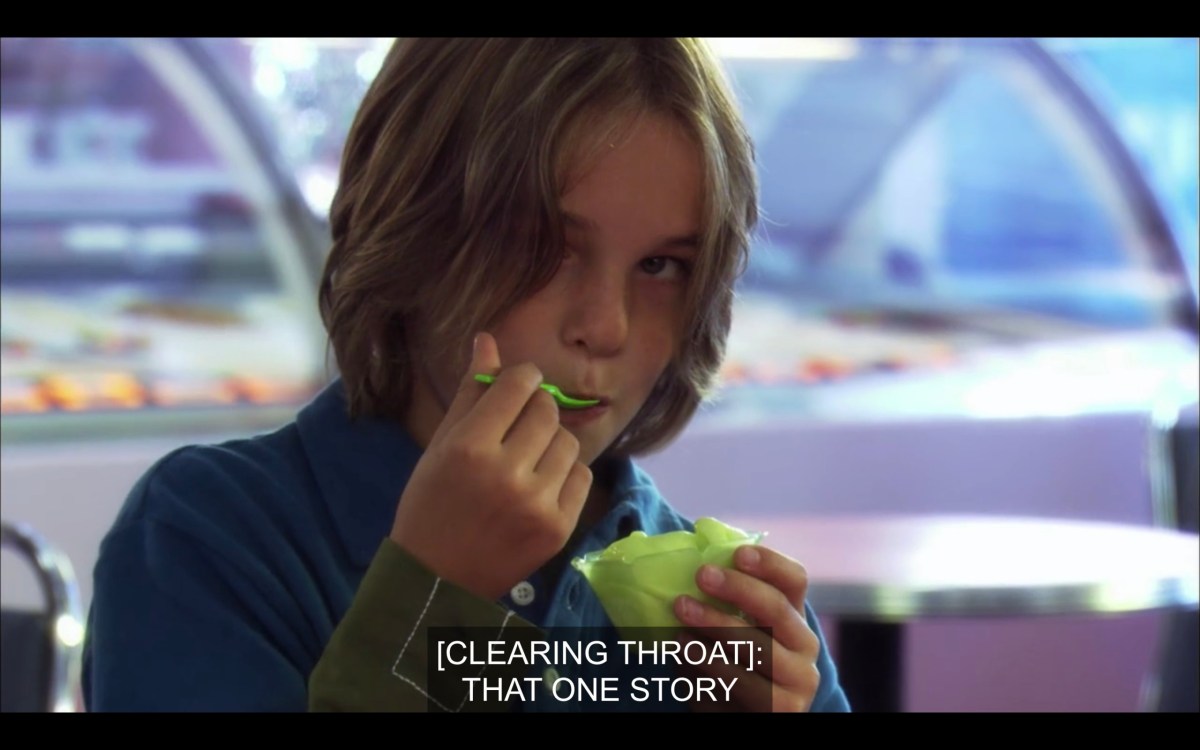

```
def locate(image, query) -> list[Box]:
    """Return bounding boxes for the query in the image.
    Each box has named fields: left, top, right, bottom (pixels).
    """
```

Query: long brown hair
left=319, top=38, right=757, bottom=456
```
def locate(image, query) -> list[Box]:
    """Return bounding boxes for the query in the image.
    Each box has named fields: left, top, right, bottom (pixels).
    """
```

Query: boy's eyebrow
left=562, top=211, right=700, bottom=253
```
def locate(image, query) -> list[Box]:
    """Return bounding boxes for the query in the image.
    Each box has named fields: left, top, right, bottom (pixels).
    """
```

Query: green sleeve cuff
left=308, top=540, right=543, bottom=712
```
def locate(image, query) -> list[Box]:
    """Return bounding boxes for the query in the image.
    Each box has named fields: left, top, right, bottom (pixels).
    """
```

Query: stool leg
left=836, top=621, right=903, bottom=712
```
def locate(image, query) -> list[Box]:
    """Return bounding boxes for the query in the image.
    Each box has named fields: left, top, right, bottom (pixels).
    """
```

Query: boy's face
left=408, top=113, right=702, bottom=466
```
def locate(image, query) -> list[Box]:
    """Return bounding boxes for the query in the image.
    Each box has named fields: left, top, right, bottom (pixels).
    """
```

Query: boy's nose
left=564, top=274, right=629, bottom=357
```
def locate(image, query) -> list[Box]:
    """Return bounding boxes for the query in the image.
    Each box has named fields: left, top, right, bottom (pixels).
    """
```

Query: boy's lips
left=568, top=393, right=609, bottom=406
left=557, top=399, right=609, bottom=426
left=550, top=378, right=609, bottom=405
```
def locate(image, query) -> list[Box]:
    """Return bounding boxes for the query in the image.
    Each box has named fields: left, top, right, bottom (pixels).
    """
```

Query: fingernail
left=679, top=596, right=703, bottom=622
left=700, top=565, right=724, bottom=588
left=473, top=333, right=481, bottom=356
left=737, top=546, right=760, bottom=569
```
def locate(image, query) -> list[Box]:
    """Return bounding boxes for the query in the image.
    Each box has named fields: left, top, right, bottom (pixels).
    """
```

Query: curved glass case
left=702, top=38, right=1197, bottom=424
left=0, top=38, right=333, bottom=444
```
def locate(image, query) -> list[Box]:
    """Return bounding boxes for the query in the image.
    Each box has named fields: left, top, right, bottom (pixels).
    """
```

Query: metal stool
left=1143, top=403, right=1199, bottom=712
left=1, top=521, right=85, bottom=712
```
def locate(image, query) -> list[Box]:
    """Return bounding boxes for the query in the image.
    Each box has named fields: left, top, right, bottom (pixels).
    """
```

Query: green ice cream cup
left=571, top=517, right=764, bottom=641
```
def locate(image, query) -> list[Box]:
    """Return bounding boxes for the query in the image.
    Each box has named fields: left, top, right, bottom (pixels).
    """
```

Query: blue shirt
left=83, top=379, right=849, bottom=712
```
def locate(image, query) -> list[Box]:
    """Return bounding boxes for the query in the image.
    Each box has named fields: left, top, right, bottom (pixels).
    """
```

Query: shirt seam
left=388, top=578, right=519, bottom=713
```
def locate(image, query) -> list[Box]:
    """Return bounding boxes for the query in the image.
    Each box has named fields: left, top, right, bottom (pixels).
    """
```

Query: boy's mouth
left=568, top=393, right=608, bottom=406
left=558, top=387, right=609, bottom=407
left=558, top=398, right=610, bottom=426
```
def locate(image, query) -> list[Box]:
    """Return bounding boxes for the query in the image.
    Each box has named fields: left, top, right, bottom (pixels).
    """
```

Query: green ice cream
left=571, top=517, right=763, bottom=640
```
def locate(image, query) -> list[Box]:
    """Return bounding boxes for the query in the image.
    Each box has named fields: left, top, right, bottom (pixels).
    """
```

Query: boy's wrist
left=310, top=539, right=542, bottom=712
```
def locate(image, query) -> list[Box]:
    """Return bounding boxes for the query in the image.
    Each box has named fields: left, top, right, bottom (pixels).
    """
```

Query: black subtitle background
left=427, top=626, right=771, bottom=713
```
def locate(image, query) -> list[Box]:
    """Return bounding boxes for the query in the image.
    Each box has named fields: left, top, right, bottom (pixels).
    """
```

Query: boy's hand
left=673, top=545, right=822, bottom=712
left=389, top=332, right=593, bottom=601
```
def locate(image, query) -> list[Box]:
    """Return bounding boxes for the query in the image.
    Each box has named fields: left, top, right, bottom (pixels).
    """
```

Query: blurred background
left=1, top=37, right=1196, bottom=712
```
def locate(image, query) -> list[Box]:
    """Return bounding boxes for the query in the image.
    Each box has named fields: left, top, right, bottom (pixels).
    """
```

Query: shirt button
left=511, top=581, right=536, bottom=606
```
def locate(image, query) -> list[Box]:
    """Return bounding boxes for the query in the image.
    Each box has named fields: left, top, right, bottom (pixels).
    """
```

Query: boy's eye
left=639, top=256, right=689, bottom=280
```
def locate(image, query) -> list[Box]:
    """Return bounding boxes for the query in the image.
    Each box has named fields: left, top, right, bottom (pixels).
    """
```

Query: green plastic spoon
left=473, top=373, right=600, bottom=409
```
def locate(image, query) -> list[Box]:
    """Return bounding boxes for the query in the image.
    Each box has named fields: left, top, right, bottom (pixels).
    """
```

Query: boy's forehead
left=561, top=210, right=700, bottom=253
left=557, top=114, right=702, bottom=197
left=555, top=109, right=683, bottom=190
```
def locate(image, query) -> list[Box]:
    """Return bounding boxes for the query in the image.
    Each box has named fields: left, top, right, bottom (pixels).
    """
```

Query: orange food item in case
left=39, top=372, right=146, bottom=411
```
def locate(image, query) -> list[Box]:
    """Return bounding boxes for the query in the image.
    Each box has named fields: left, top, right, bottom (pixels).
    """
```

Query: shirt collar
left=572, top=455, right=692, bottom=558
left=295, top=379, right=422, bottom=568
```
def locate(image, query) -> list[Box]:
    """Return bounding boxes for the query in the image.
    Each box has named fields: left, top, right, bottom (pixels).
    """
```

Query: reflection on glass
left=1043, top=38, right=1198, bottom=297
left=241, top=37, right=391, bottom=219
left=232, top=37, right=1198, bottom=425
left=708, top=38, right=1197, bottom=423
left=0, top=38, right=327, bottom=439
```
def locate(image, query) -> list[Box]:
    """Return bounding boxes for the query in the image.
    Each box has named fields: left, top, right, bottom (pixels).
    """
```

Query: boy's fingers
left=557, top=460, right=592, bottom=522
left=460, top=361, right=545, bottom=445
left=693, top=563, right=815, bottom=657
left=533, top=425, right=581, bottom=480
left=504, top=390, right=561, bottom=468
left=734, top=546, right=810, bottom=611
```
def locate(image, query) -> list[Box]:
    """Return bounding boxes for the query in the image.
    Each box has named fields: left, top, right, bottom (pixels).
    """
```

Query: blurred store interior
left=1, top=37, right=1196, bottom=712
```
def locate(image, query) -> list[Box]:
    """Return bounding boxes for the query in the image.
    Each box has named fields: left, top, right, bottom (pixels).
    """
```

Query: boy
left=83, top=38, right=849, bottom=712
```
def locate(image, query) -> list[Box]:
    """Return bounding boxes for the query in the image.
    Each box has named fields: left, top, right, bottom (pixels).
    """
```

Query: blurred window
left=127, top=37, right=1197, bottom=425
left=710, top=38, right=1196, bottom=420
left=236, top=37, right=391, bottom=220
left=1043, top=37, right=1198, bottom=297
left=723, top=39, right=1186, bottom=326
left=0, top=38, right=329, bottom=442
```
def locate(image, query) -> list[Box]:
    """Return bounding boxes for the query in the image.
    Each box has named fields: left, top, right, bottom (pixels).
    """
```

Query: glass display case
left=2, top=37, right=1193, bottom=711
left=226, top=37, right=1200, bottom=426
left=700, top=37, right=1198, bottom=425
left=0, top=38, right=333, bottom=444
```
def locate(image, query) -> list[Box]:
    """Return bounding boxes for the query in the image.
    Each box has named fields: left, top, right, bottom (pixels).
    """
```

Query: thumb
left=441, top=331, right=502, bottom=427
left=471, top=331, right=502, bottom=378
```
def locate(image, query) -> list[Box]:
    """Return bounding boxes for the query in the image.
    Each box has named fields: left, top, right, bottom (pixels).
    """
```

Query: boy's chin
left=560, top=426, right=606, bottom=463
left=578, top=444, right=606, bottom=469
